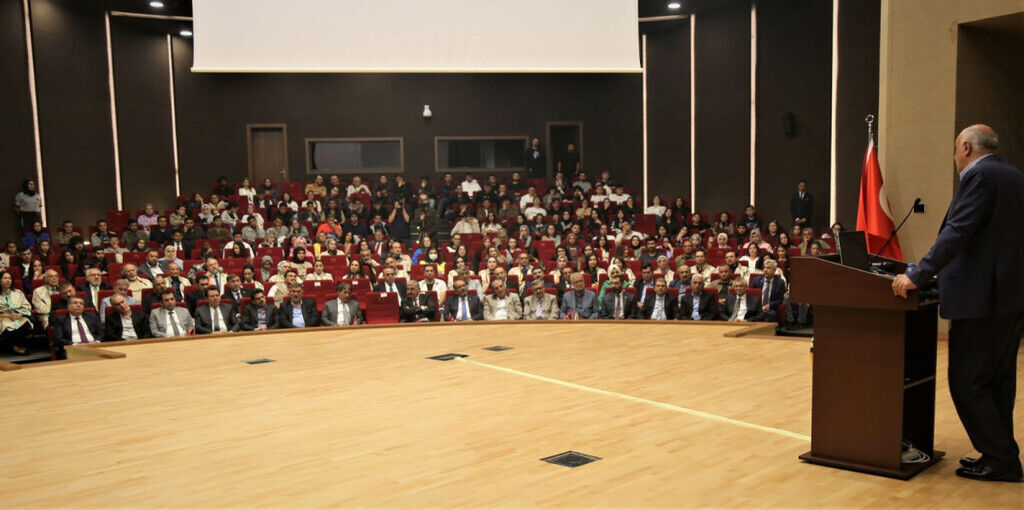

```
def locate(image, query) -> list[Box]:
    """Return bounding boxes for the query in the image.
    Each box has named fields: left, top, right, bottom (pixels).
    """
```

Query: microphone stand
left=869, top=198, right=920, bottom=268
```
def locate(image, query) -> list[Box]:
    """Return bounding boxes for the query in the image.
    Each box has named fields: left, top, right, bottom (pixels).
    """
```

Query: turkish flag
left=856, top=138, right=903, bottom=260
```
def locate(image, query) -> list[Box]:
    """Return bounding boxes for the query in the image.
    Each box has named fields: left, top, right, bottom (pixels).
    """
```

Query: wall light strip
left=689, top=14, right=696, bottom=211
left=105, top=12, right=123, bottom=210
left=167, top=34, right=181, bottom=197
left=749, top=2, right=757, bottom=207
left=642, top=34, right=649, bottom=208
left=829, top=0, right=839, bottom=225
left=22, top=0, right=46, bottom=226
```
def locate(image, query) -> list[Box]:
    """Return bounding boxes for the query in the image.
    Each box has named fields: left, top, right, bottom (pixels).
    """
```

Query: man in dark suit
left=52, top=296, right=103, bottom=359
left=679, top=274, right=717, bottom=321
left=893, top=124, right=1024, bottom=482
left=789, top=179, right=814, bottom=227
left=400, top=283, right=437, bottom=322
left=77, top=267, right=111, bottom=311
left=640, top=278, right=676, bottom=320
left=194, top=288, right=238, bottom=334
left=239, top=289, right=279, bottom=331
left=104, top=291, right=150, bottom=341
left=185, top=275, right=210, bottom=316
left=372, top=267, right=407, bottom=296
left=444, top=277, right=483, bottom=321
left=599, top=274, right=637, bottom=320
left=749, top=260, right=786, bottom=322
left=137, top=249, right=169, bottom=281
left=277, top=283, right=319, bottom=329
left=140, top=274, right=167, bottom=312
left=719, top=280, right=762, bottom=322
left=221, top=274, right=250, bottom=306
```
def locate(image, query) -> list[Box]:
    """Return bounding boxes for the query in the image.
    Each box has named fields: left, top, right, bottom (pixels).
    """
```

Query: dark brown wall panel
left=693, top=1, right=751, bottom=218
left=835, top=0, right=880, bottom=227
left=30, top=0, right=115, bottom=228
left=643, top=20, right=691, bottom=208
left=755, top=0, right=832, bottom=229
left=0, top=0, right=38, bottom=242
left=172, top=38, right=643, bottom=197
left=111, top=19, right=176, bottom=212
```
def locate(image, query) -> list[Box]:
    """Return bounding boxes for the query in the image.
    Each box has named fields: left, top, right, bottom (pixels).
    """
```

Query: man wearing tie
left=400, top=284, right=437, bottom=323
left=599, top=275, right=637, bottom=320
left=150, top=289, right=194, bottom=337
left=222, top=274, right=248, bottom=306
left=523, top=279, right=559, bottom=320
left=373, top=267, right=406, bottom=296
left=444, top=277, right=483, bottom=322
left=559, top=272, right=598, bottom=319
left=751, top=260, right=786, bottom=322
left=168, top=230, right=192, bottom=257
left=52, top=296, right=102, bottom=359
left=892, top=125, right=1024, bottom=482
left=321, top=282, right=362, bottom=326
left=204, top=257, right=226, bottom=294
left=104, top=292, right=150, bottom=341
left=195, top=288, right=238, bottom=334
left=640, top=278, right=675, bottom=320
left=238, top=289, right=278, bottom=331
left=720, top=280, right=761, bottom=322
left=789, top=179, right=814, bottom=228
left=679, top=274, right=716, bottom=321
left=77, top=267, right=110, bottom=311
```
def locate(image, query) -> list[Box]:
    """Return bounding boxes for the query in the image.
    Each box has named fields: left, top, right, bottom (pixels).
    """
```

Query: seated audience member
left=267, top=268, right=298, bottom=304
left=798, top=227, right=818, bottom=255
left=52, top=296, right=102, bottom=358
left=138, top=249, right=166, bottom=280
left=120, top=219, right=148, bottom=248
left=31, top=269, right=61, bottom=328
left=445, top=277, right=483, bottom=322
left=0, top=270, right=33, bottom=354
left=740, top=205, right=762, bottom=231
left=149, top=216, right=172, bottom=245
left=241, top=216, right=265, bottom=243
left=738, top=244, right=762, bottom=277
left=418, top=265, right=447, bottom=304
left=140, top=274, right=168, bottom=312
left=195, top=287, right=238, bottom=334
left=450, top=213, right=481, bottom=235
left=185, top=274, right=210, bottom=315
left=164, top=262, right=190, bottom=301
left=99, top=279, right=136, bottom=322
left=680, top=274, right=716, bottom=321
left=599, top=274, right=638, bottom=320
left=47, top=282, right=77, bottom=323
left=400, top=283, right=437, bottom=323
left=239, top=289, right=279, bottom=331
left=633, top=265, right=657, bottom=304
left=522, top=279, right=559, bottom=320
left=749, top=260, right=786, bottom=322
left=121, top=263, right=153, bottom=296
left=219, top=274, right=246, bottom=305
left=721, top=280, right=762, bottom=322
left=104, top=292, right=150, bottom=341
left=304, top=260, right=333, bottom=282
left=560, top=272, right=598, bottom=319
left=322, top=282, right=361, bottom=326
left=91, top=219, right=114, bottom=246
left=483, top=280, right=522, bottom=321
left=277, top=284, right=319, bottom=329
left=78, top=267, right=111, bottom=310
left=52, top=220, right=78, bottom=247
left=722, top=250, right=749, bottom=282
left=689, top=249, right=715, bottom=282
left=743, top=229, right=773, bottom=252
left=150, top=289, right=194, bottom=337
left=373, top=267, right=406, bottom=295
left=640, top=278, right=675, bottom=320
left=161, top=245, right=183, bottom=268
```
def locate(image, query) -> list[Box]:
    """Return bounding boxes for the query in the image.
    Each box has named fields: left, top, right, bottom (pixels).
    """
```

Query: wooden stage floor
left=0, top=322, right=1022, bottom=507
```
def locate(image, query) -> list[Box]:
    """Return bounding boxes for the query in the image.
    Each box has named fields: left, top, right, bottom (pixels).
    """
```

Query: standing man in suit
left=104, top=292, right=150, bottom=341
left=559, top=272, right=598, bottom=319
left=893, top=124, right=1024, bottom=482
left=483, top=280, right=522, bottom=321
left=444, top=277, right=483, bottom=322
left=400, top=283, right=437, bottom=323
left=277, top=284, right=319, bottom=329
left=149, top=289, right=194, bottom=337
left=195, top=288, right=238, bottom=334
left=77, top=267, right=110, bottom=311
left=238, top=289, right=278, bottom=331
left=680, top=274, right=716, bottom=321
left=720, top=280, right=761, bottom=322
left=789, top=179, right=814, bottom=228
left=52, top=296, right=102, bottom=359
left=373, top=267, right=407, bottom=296
left=322, top=282, right=362, bottom=326
left=640, top=278, right=675, bottom=320
left=522, top=279, right=559, bottom=320
left=750, top=260, right=786, bottom=322
left=599, top=274, right=637, bottom=320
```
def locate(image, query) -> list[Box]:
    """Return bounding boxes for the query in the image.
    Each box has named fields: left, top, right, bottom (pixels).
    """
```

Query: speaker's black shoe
left=955, top=463, right=1023, bottom=482
left=959, top=456, right=982, bottom=468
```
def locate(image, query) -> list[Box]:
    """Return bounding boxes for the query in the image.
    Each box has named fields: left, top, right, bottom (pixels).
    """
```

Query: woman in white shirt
left=738, top=243, right=763, bottom=276
left=304, top=260, right=334, bottom=281
left=278, top=192, right=299, bottom=213
left=241, top=203, right=265, bottom=229
left=237, top=178, right=257, bottom=201
left=644, top=196, right=666, bottom=217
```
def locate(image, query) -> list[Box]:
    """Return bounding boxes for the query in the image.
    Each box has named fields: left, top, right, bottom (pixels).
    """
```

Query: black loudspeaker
left=781, top=112, right=799, bottom=136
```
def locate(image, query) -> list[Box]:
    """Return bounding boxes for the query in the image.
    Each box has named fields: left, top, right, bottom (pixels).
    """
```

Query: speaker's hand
left=891, top=274, right=917, bottom=298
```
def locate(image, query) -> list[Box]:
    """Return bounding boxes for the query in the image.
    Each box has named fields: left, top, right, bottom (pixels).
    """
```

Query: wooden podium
left=790, top=255, right=943, bottom=479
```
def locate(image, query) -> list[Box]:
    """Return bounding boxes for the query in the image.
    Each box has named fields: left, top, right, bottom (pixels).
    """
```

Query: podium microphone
left=870, top=197, right=921, bottom=268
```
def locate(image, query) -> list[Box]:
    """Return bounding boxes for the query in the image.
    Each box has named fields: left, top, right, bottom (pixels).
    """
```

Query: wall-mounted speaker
left=781, top=112, right=799, bottom=137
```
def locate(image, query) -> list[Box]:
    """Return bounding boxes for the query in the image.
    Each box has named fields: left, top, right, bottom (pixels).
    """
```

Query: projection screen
left=191, top=0, right=641, bottom=73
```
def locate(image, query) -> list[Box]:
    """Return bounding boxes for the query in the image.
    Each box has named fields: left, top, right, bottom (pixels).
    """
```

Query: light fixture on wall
left=149, top=1, right=165, bottom=8
left=180, top=29, right=193, bottom=37
left=422, top=105, right=433, bottom=118
left=667, top=1, right=681, bottom=9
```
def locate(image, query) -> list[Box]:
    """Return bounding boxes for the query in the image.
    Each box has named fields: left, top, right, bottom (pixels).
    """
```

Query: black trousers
left=948, top=312, right=1024, bottom=467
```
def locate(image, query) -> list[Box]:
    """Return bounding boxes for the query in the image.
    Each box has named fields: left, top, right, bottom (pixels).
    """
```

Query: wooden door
left=247, top=124, right=289, bottom=183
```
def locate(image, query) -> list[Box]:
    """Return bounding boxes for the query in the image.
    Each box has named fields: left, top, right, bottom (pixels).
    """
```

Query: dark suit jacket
left=908, top=155, right=1024, bottom=319
left=598, top=290, right=638, bottom=319
left=444, top=294, right=484, bottom=321
left=277, top=299, right=320, bottom=328
left=790, top=192, right=814, bottom=221
left=720, top=293, right=762, bottom=321
left=194, top=303, right=239, bottom=334
left=53, top=312, right=103, bottom=358
left=640, top=293, right=677, bottom=320
left=400, top=294, right=438, bottom=322
left=679, top=290, right=717, bottom=320
left=748, top=276, right=786, bottom=309
left=373, top=281, right=407, bottom=296
left=103, top=310, right=151, bottom=340
left=239, top=303, right=280, bottom=331
left=77, top=282, right=112, bottom=309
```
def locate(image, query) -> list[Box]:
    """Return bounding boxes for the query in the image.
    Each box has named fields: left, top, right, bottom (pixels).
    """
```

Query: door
left=247, top=124, right=289, bottom=183
left=546, top=121, right=583, bottom=179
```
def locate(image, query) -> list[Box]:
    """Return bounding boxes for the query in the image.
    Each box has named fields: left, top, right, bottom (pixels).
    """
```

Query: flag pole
left=865, top=114, right=875, bottom=144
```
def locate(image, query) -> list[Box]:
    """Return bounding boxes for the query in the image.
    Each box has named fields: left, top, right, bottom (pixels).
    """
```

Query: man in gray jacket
left=321, top=282, right=362, bottom=326
left=149, top=289, right=194, bottom=337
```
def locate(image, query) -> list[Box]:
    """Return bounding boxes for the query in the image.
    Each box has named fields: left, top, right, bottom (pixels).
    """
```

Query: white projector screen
left=191, top=0, right=640, bottom=73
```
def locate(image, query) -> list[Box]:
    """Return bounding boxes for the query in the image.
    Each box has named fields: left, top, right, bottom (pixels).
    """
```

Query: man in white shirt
left=418, top=265, right=448, bottom=304
left=519, top=186, right=539, bottom=211
left=346, top=176, right=371, bottom=197
left=609, top=185, right=631, bottom=204
left=690, top=249, right=716, bottom=282
left=523, top=197, right=547, bottom=221
left=150, top=289, right=194, bottom=337
left=460, top=173, right=482, bottom=197
left=204, top=257, right=227, bottom=294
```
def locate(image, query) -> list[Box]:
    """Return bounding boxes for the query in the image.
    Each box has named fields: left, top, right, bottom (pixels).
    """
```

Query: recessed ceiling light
left=668, top=1, right=682, bottom=9
left=179, top=29, right=192, bottom=37
left=149, top=1, right=165, bottom=7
